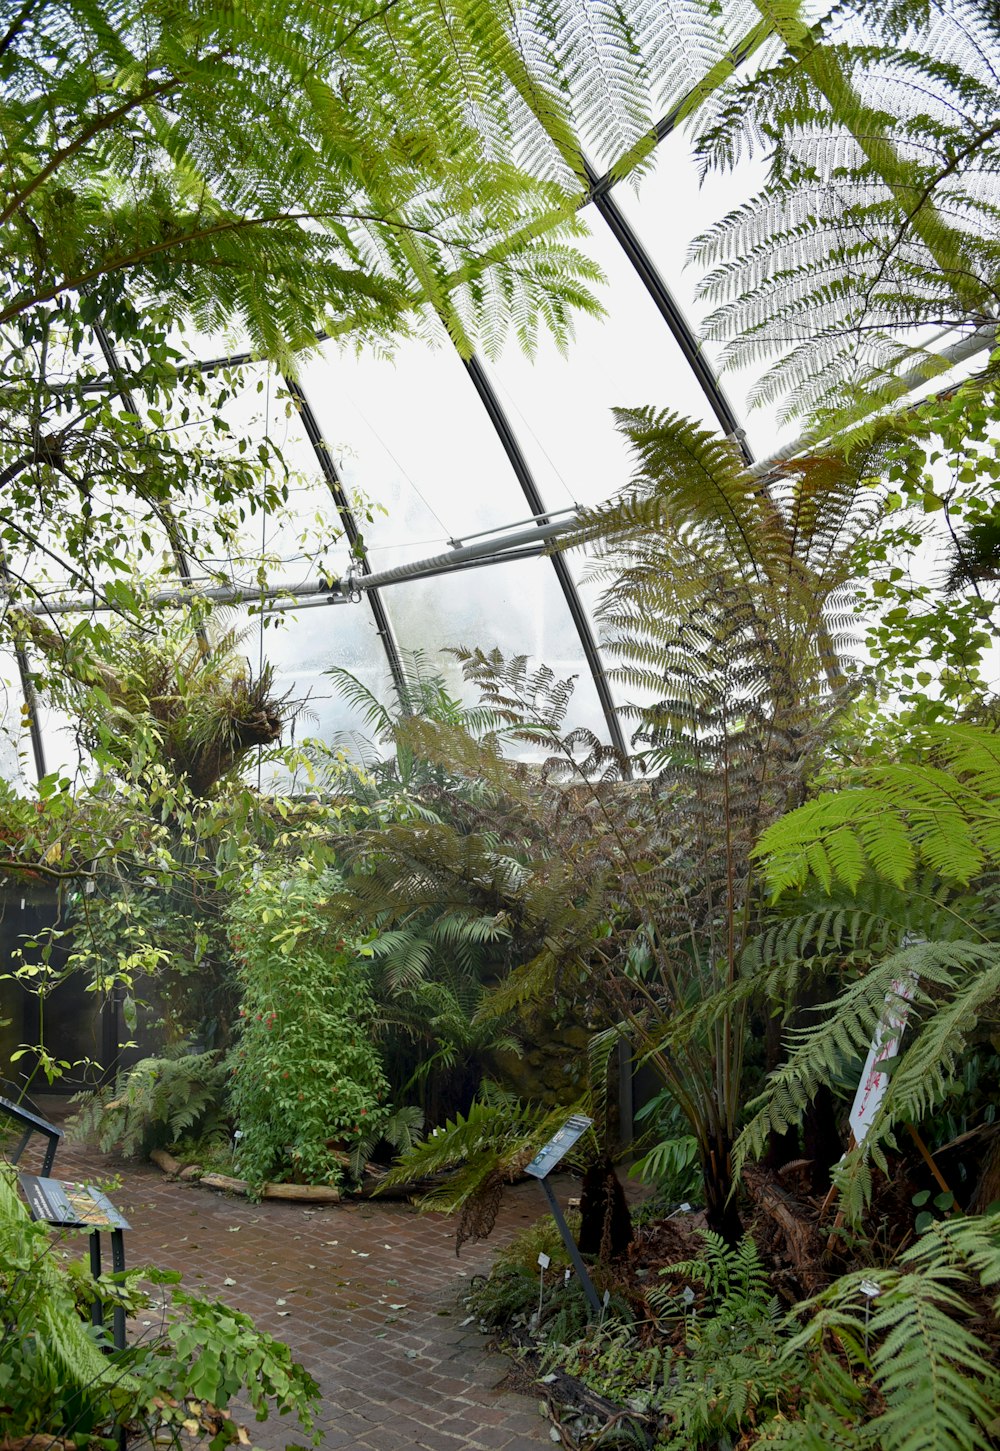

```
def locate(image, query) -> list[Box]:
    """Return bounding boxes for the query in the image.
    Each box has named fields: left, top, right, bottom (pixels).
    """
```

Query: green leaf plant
left=0, top=0, right=737, bottom=619
left=690, top=0, right=1000, bottom=429
left=343, top=407, right=894, bottom=1237
left=737, top=723, right=1000, bottom=1220
left=0, top=1164, right=320, bottom=1446
left=226, top=862, right=392, bottom=1193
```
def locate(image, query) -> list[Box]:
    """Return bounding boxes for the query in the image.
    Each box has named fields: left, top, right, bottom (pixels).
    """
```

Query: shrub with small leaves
left=226, top=865, right=389, bottom=1192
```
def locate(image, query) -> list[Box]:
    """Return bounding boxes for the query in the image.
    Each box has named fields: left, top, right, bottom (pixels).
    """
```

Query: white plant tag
left=537, top=1252, right=551, bottom=1270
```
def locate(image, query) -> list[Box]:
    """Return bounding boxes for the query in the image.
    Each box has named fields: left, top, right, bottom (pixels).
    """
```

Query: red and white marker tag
left=849, top=973, right=918, bottom=1144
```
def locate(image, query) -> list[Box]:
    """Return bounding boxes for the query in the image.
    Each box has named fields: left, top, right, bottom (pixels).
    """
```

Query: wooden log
left=743, top=1165, right=826, bottom=1292
left=198, top=1170, right=341, bottom=1202
left=149, top=1148, right=182, bottom=1175
left=199, top=1171, right=251, bottom=1194
left=260, top=1182, right=341, bottom=1202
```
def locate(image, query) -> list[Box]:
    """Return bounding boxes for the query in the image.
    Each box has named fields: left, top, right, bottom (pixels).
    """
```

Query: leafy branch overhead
left=0, top=0, right=747, bottom=360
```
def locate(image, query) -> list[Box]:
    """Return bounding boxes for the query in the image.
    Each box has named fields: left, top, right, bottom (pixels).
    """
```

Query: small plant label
left=537, top=1252, right=551, bottom=1269
left=859, top=1278, right=880, bottom=1298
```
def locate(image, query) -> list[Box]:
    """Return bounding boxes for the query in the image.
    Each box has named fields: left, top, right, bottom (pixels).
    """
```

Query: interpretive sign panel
left=525, top=1114, right=592, bottom=1179
left=19, top=1174, right=130, bottom=1231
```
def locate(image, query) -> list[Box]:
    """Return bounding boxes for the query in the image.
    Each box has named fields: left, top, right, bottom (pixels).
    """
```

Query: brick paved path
left=33, top=1127, right=553, bottom=1451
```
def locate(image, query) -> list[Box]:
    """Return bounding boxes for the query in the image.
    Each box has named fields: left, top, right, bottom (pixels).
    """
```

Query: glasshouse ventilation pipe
left=752, top=325, right=997, bottom=477
left=16, top=515, right=581, bottom=617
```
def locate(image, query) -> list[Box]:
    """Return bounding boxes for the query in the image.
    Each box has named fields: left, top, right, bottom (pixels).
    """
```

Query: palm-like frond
left=690, top=1, right=1000, bottom=425
left=734, top=938, right=1000, bottom=1217
left=756, top=724, right=1000, bottom=897
left=783, top=1215, right=1000, bottom=1451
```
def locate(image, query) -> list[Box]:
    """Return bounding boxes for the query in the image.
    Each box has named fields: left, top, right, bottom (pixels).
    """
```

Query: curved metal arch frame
left=284, top=378, right=407, bottom=702
left=146, top=42, right=770, bottom=750
left=461, top=356, right=631, bottom=765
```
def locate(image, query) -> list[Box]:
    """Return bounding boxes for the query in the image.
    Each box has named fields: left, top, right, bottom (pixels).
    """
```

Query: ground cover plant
left=0, top=1166, right=320, bottom=1448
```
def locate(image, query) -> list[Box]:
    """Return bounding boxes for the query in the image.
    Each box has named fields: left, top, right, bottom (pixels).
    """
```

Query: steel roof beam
left=462, top=355, right=631, bottom=765
left=17, top=513, right=583, bottom=615
left=284, top=378, right=407, bottom=700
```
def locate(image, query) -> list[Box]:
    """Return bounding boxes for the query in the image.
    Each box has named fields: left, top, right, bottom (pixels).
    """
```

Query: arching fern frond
left=756, top=724, right=1000, bottom=898
left=690, top=1, right=1000, bottom=425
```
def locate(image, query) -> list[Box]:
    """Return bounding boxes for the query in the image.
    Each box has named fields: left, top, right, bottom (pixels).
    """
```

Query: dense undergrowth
left=468, top=1206, right=1000, bottom=1450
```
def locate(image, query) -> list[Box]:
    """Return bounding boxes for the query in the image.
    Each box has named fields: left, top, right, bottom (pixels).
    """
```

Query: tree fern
left=379, top=1092, right=586, bottom=1252
left=734, top=939, right=1000, bottom=1216
left=690, top=0, right=1000, bottom=425
left=777, top=1215, right=1000, bottom=1451
left=756, top=724, right=1000, bottom=898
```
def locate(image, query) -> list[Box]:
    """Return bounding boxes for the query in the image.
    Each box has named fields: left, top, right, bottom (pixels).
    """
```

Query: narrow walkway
left=36, top=1132, right=553, bottom=1450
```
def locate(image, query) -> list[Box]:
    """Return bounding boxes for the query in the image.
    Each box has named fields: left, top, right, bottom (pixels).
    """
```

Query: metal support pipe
left=350, top=515, right=577, bottom=591
left=265, top=542, right=551, bottom=610
left=751, top=326, right=998, bottom=477
left=0, top=555, right=46, bottom=780
left=16, top=513, right=585, bottom=617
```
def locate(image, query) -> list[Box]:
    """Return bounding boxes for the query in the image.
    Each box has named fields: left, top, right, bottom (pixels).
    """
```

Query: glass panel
left=384, top=555, right=608, bottom=749
left=299, top=335, right=536, bottom=573
left=254, top=598, right=399, bottom=791
left=485, top=206, right=725, bottom=514
left=34, top=703, right=82, bottom=782
left=608, top=133, right=796, bottom=461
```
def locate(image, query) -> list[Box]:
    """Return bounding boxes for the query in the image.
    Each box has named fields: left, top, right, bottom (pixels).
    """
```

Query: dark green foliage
left=348, top=1103, right=425, bottom=1180
left=68, top=1049, right=229, bottom=1158
left=776, top=1214, right=1000, bottom=1451
left=380, top=1091, right=578, bottom=1222
left=0, top=1165, right=320, bottom=1445
left=525, top=1216, right=1000, bottom=1449
left=737, top=724, right=1000, bottom=1216
left=227, top=864, right=390, bottom=1191
left=757, top=724, right=1000, bottom=896
left=322, top=652, right=524, bottom=1123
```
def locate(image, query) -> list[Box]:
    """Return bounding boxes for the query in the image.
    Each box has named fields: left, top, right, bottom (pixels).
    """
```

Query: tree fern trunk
left=703, top=1133, right=742, bottom=1244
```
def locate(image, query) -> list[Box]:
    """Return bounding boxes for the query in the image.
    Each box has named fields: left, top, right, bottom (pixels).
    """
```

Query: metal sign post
left=524, top=1115, right=601, bottom=1316
left=18, top=1174, right=131, bottom=1350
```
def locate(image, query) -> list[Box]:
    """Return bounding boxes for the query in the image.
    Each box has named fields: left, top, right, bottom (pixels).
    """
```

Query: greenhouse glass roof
left=2, top=0, right=995, bottom=786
